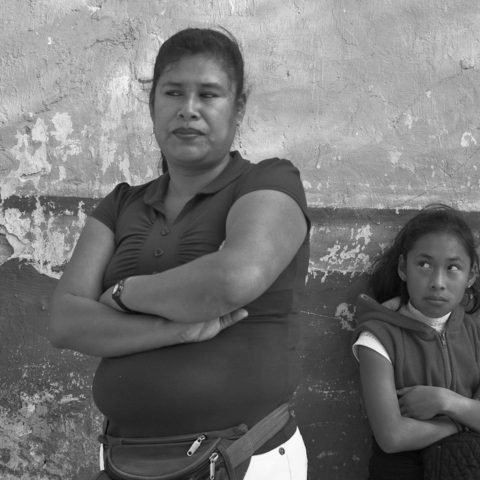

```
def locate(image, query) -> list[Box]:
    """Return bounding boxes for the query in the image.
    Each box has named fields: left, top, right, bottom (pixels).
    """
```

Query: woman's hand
left=397, top=386, right=450, bottom=420
left=180, top=308, right=248, bottom=343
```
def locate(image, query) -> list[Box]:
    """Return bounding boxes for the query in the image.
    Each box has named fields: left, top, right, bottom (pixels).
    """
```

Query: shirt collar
left=143, top=151, right=250, bottom=213
left=197, top=151, right=250, bottom=194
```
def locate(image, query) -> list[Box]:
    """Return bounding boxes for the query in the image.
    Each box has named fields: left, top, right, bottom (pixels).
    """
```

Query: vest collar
left=356, top=294, right=465, bottom=337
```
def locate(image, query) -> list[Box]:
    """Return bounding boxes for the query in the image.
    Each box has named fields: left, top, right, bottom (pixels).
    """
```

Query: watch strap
left=112, top=278, right=134, bottom=313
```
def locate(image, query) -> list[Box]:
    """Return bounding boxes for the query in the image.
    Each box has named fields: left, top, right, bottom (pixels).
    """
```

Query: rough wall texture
left=1, top=1, right=480, bottom=479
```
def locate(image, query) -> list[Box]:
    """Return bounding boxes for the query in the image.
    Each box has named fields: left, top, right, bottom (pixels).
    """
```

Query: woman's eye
left=165, top=90, right=182, bottom=96
left=448, top=264, right=460, bottom=271
left=201, top=92, right=217, bottom=98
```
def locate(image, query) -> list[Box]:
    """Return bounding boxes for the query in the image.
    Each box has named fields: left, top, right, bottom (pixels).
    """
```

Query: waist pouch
left=98, top=403, right=290, bottom=480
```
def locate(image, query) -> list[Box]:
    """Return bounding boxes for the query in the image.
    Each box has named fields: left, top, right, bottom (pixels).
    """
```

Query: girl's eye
left=201, top=92, right=217, bottom=98
left=418, top=261, right=431, bottom=269
left=448, top=264, right=461, bottom=271
left=165, top=90, right=182, bottom=96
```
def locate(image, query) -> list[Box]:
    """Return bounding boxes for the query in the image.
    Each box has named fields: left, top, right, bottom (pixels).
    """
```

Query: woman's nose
left=177, top=95, right=200, bottom=120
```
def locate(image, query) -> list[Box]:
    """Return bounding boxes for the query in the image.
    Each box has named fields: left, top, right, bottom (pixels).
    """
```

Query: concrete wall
left=1, top=1, right=480, bottom=479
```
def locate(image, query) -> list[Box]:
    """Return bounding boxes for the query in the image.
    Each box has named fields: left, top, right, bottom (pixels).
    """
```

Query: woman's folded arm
left=103, top=189, right=308, bottom=322
left=49, top=217, right=246, bottom=357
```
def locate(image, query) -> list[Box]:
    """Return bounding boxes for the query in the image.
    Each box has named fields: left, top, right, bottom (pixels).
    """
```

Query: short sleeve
left=90, top=182, right=130, bottom=232
left=234, top=158, right=310, bottom=230
left=352, top=331, right=392, bottom=363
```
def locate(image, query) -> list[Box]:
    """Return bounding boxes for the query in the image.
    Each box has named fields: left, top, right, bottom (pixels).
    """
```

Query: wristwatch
left=112, top=278, right=134, bottom=312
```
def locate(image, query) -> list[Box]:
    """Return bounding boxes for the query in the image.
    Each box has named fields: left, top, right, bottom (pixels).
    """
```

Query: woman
left=50, top=28, right=310, bottom=479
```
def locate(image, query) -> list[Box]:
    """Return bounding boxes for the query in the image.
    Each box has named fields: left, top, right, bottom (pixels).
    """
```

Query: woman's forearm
left=50, top=290, right=190, bottom=357
left=116, top=250, right=259, bottom=323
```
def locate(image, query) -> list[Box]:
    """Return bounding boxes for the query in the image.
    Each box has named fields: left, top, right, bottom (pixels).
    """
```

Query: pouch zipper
left=209, top=452, right=219, bottom=480
left=187, top=434, right=206, bottom=456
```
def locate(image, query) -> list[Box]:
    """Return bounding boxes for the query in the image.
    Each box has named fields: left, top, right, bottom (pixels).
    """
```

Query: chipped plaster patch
left=315, top=224, right=373, bottom=282
left=100, top=73, right=132, bottom=175
left=389, top=149, right=402, bottom=165
left=4, top=113, right=82, bottom=199
left=0, top=199, right=87, bottom=276
left=403, top=112, right=417, bottom=130
left=461, top=131, right=477, bottom=148
left=334, top=302, right=356, bottom=331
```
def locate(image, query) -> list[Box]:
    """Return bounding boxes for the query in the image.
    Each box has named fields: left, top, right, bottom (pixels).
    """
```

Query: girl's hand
left=180, top=308, right=248, bottom=343
left=397, top=386, right=450, bottom=420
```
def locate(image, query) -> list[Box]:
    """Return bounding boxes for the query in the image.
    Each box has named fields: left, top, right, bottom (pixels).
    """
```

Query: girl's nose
left=177, top=95, right=200, bottom=120
left=430, top=269, right=446, bottom=289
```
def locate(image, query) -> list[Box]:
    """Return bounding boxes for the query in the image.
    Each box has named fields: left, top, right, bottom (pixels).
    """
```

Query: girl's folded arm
left=358, top=345, right=458, bottom=453
left=439, top=388, right=480, bottom=433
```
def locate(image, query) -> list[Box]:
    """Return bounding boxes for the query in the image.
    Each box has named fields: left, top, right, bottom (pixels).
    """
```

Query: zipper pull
left=187, top=434, right=206, bottom=456
left=209, top=452, right=219, bottom=480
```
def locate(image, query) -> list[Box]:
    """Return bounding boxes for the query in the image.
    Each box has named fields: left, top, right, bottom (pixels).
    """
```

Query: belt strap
left=225, top=403, right=290, bottom=468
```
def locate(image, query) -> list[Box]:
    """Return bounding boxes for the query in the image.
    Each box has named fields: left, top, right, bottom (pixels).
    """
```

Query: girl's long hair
left=369, top=204, right=480, bottom=313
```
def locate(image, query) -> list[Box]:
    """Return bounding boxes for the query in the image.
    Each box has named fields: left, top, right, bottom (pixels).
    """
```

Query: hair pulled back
left=369, top=204, right=480, bottom=313
left=149, top=27, right=246, bottom=113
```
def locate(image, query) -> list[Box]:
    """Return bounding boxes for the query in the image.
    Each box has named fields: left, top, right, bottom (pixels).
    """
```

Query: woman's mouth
left=173, top=127, right=204, bottom=138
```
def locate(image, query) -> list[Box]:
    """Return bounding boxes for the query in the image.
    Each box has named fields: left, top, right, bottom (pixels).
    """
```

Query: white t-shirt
left=352, top=298, right=450, bottom=363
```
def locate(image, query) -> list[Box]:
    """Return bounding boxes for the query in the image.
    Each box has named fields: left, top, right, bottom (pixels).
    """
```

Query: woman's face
left=151, top=54, right=245, bottom=173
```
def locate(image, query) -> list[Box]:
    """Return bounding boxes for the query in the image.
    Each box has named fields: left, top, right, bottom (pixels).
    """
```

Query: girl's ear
left=398, top=255, right=407, bottom=282
left=467, top=268, right=477, bottom=288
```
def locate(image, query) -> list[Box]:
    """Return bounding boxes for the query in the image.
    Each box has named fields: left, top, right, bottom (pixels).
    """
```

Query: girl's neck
left=404, top=301, right=451, bottom=332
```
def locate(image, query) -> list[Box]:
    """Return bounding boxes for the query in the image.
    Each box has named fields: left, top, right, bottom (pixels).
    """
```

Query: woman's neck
left=166, top=154, right=231, bottom=198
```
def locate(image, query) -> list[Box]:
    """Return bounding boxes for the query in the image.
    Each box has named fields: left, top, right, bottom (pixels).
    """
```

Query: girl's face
left=398, top=232, right=476, bottom=318
left=151, top=54, right=245, bottom=173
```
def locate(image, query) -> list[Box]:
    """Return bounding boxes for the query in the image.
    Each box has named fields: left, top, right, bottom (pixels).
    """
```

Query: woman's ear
left=236, top=93, right=246, bottom=124
left=398, top=255, right=407, bottom=282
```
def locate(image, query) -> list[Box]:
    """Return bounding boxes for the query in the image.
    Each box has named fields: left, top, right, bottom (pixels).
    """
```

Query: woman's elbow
left=48, top=294, right=74, bottom=349
left=220, top=265, right=269, bottom=309
left=48, top=310, right=68, bottom=349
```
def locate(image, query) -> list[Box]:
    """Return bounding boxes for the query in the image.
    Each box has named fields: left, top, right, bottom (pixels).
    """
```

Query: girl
left=352, top=204, right=480, bottom=479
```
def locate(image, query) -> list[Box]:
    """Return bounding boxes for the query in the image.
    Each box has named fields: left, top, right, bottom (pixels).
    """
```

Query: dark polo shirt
left=91, top=152, right=310, bottom=448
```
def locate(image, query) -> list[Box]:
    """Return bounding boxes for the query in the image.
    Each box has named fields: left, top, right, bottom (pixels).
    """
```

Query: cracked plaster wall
left=1, top=0, right=480, bottom=276
left=1, top=1, right=480, bottom=479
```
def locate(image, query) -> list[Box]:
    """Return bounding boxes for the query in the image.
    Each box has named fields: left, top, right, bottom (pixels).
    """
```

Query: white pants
left=243, top=428, right=308, bottom=480
left=100, top=428, right=308, bottom=479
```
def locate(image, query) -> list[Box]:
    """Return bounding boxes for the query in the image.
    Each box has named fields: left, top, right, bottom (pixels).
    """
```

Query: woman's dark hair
left=369, top=204, right=480, bottom=313
left=149, top=27, right=245, bottom=112
left=149, top=28, right=246, bottom=174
